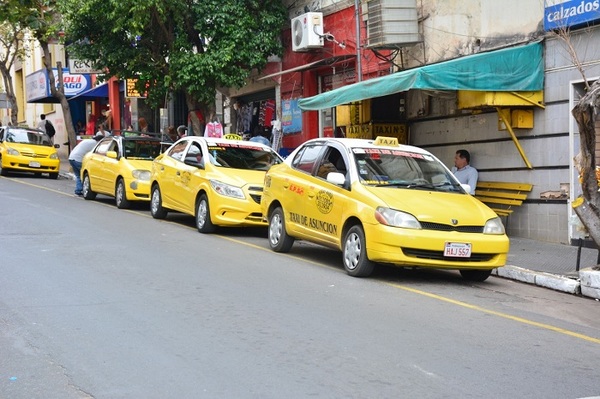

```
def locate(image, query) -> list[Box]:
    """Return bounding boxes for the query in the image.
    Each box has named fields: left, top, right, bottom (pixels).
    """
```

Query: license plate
left=29, top=161, right=41, bottom=168
left=444, top=242, right=472, bottom=258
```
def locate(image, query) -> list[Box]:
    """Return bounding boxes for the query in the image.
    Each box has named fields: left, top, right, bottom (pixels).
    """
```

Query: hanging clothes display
left=204, top=121, right=223, bottom=138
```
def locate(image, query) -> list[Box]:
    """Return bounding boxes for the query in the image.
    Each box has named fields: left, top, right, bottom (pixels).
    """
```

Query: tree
left=552, top=25, right=600, bottom=246
left=62, top=0, right=287, bottom=134
left=0, top=0, right=77, bottom=147
left=0, top=2, right=31, bottom=126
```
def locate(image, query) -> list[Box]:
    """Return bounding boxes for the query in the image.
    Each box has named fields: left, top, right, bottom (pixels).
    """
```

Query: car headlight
left=7, top=148, right=19, bottom=156
left=132, top=169, right=151, bottom=181
left=375, top=207, right=422, bottom=229
left=49, top=153, right=58, bottom=159
left=483, top=217, right=505, bottom=235
left=210, top=180, right=245, bottom=199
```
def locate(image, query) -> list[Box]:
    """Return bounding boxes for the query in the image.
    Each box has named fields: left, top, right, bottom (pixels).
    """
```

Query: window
left=292, top=144, right=323, bottom=174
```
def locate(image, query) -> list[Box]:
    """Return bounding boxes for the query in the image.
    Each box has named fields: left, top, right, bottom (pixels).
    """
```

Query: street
left=1, top=174, right=599, bottom=399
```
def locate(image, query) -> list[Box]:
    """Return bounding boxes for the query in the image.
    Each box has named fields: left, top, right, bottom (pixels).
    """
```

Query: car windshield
left=207, top=143, right=282, bottom=170
left=5, top=128, right=52, bottom=146
left=353, top=147, right=463, bottom=192
left=123, top=139, right=163, bottom=160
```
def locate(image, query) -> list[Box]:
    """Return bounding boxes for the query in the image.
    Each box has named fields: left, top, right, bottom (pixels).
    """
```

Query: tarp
left=67, top=82, right=109, bottom=101
left=298, top=41, right=544, bottom=111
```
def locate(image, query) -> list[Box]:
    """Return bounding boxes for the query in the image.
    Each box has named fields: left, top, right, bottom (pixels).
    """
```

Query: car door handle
left=176, top=171, right=181, bottom=176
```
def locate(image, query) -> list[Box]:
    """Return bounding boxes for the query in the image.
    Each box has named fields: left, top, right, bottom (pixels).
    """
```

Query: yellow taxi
left=150, top=136, right=283, bottom=232
left=0, top=126, right=60, bottom=179
left=261, top=136, right=509, bottom=281
left=81, top=132, right=164, bottom=208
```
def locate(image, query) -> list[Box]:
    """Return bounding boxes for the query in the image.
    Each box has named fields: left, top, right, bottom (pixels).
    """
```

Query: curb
left=493, top=265, right=581, bottom=296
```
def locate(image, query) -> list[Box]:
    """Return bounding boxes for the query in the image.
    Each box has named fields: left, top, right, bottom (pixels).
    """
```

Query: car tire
left=459, top=269, right=492, bottom=282
left=196, top=194, right=216, bottom=233
left=0, top=160, right=8, bottom=176
left=115, top=178, right=131, bottom=209
left=150, top=185, right=168, bottom=219
left=343, top=225, right=375, bottom=277
left=268, top=207, right=294, bottom=253
left=82, top=173, right=97, bottom=200
left=49, top=172, right=58, bottom=180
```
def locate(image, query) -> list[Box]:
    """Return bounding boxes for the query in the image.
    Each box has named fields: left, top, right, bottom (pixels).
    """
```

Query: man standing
left=37, top=114, right=47, bottom=133
left=68, top=135, right=103, bottom=196
left=452, top=149, right=478, bottom=194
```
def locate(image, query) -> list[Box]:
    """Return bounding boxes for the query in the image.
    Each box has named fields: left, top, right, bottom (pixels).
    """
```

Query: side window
left=316, top=147, right=347, bottom=180
left=184, top=142, right=204, bottom=167
left=0, top=128, right=4, bottom=141
left=94, top=139, right=112, bottom=155
left=167, top=141, right=188, bottom=161
left=292, top=144, right=323, bottom=174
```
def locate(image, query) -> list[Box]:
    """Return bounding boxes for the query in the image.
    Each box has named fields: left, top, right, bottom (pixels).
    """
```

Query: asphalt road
left=1, top=174, right=599, bottom=399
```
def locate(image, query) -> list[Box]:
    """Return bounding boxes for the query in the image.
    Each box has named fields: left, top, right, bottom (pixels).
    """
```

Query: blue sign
left=282, top=98, right=302, bottom=134
left=545, top=0, right=600, bottom=30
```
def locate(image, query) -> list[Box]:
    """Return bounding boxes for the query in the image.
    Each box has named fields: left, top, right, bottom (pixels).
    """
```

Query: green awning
left=298, top=41, right=543, bottom=111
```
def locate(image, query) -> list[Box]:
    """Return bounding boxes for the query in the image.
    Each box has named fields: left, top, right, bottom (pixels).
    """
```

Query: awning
left=67, top=82, right=109, bottom=101
left=298, top=41, right=544, bottom=110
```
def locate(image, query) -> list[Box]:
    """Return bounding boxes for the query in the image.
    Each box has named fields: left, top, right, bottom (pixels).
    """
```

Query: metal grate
left=402, top=248, right=495, bottom=262
left=420, top=222, right=484, bottom=233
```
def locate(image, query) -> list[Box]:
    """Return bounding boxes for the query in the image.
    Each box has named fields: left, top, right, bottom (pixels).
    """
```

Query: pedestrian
left=166, top=126, right=177, bottom=142
left=96, top=123, right=110, bottom=137
left=177, top=125, right=187, bottom=138
left=37, top=114, right=47, bottom=133
left=138, top=117, right=149, bottom=133
left=37, top=114, right=56, bottom=144
left=452, top=149, right=478, bottom=194
left=68, top=134, right=103, bottom=196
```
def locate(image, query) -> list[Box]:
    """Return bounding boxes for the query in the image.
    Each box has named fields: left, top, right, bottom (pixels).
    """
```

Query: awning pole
left=496, top=107, right=533, bottom=169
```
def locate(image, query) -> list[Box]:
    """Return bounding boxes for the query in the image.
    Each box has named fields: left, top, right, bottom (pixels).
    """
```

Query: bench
left=474, top=181, right=533, bottom=217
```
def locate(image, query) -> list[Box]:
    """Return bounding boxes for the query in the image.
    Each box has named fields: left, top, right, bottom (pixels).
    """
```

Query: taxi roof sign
left=374, top=136, right=399, bottom=146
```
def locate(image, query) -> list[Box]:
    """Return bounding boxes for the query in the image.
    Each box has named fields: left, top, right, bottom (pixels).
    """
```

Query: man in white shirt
left=68, top=134, right=103, bottom=196
left=451, top=149, right=478, bottom=194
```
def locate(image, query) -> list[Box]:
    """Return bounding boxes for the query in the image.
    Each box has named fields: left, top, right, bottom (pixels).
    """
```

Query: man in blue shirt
left=452, top=149, right=478, bottom=194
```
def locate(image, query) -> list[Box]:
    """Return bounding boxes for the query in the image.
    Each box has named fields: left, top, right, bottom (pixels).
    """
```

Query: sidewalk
left=57, top=154, right=600, bottom=299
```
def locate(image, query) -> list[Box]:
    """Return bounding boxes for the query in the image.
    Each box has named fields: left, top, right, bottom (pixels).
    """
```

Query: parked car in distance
left=0, top=126, right=60, bottom=179
left=150, top=136, right=283, bottom=232
left=261, top=136, right=509, bottom=281
left=81, top=131, right=164, bottom=208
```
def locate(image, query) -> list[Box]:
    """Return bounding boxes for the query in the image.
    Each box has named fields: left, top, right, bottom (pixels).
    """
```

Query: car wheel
left=82, top=173, right=97, bottom=200
left=196, top=194, right=216, bottom=233
left=115, top=178, right=131, bottom=209
left=150, top=185, right=168, bottom=219
left=0, top=158, right=8, bottom=176
left=49, top=172, right=58, bottom=180
left=268, top=207, right=294, bottom=252
left=343, top=225, right=375, bottom=277
left=460, top=269, right=492, bottom=282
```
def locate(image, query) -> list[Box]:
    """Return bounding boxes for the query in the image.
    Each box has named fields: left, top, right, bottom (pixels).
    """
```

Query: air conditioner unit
left=291, top=12, right=324, bottom=52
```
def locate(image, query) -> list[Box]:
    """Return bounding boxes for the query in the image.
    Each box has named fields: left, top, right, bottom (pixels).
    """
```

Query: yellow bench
left=474, top=181, right=533, bottom=217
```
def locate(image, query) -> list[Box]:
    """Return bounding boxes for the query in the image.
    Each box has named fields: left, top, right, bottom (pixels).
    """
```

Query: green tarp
left=298, top=41, right=543, bottom=111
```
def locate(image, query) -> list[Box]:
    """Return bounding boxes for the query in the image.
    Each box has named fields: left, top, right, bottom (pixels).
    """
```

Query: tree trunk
left=0, top=64, right=19, bottom=126
left=572, top=80, right=600, bottom=244
left=185, top=92, right=209, bottom=136
left=39, top=41, right=77, bottom=151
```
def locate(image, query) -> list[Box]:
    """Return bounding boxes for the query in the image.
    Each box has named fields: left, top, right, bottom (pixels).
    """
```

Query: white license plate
left=29, top=161, right=41, bottom=168
left=444, top=242, right=472, bottom=258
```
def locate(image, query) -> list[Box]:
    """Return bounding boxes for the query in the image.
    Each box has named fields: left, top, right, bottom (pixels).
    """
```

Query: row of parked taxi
left=1, top=125, right=509, bottom=281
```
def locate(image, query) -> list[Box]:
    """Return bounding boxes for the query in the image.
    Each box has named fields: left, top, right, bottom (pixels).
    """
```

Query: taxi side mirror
left=106, top=150, right=118, bottom=159
left=327, top=172, right=346, bottom=186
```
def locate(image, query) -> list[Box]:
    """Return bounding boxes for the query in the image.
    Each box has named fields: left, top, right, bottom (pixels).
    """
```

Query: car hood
left=362, top=185, right=497, bottom=224
left=122, top=158, right=154, bottom=170
left=209, top=167, right=266, bottom=187
left=3, top=142, right=57, bottom=155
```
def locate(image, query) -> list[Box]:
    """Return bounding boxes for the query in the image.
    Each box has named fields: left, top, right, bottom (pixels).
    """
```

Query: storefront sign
left=68, top=59, right=103, bottom=74
left=25, top=68, right=92, bottom=102
left=282, top=98, right=302, bottom=134
left=544, top=0, right=600, bottom=30
left=346, top=123, right=407, bottom=142
left=125, top=79, right=147, bottom=98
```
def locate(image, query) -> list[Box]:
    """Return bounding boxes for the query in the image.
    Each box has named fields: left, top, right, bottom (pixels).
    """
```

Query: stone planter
left=579, top=267, right=600, bottom=300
